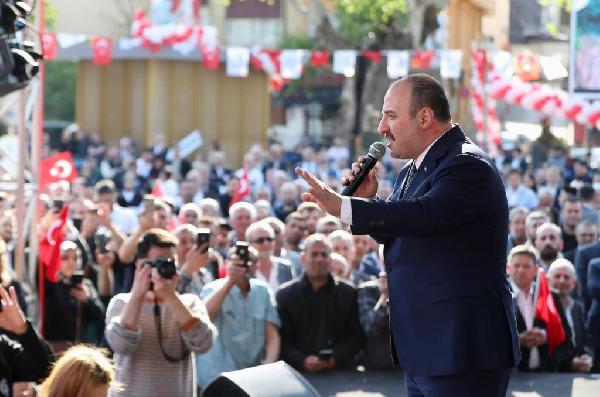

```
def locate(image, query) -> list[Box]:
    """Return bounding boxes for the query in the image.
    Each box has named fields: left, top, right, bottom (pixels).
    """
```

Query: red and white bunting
left=41, top=33, right=57, bottom=60
left=280, top=49, right=305, bottom=80
left=333, top=50, right=357, bottom=77
left=91, top=37, right=113, bottom=66
left=226, top=47, right=250, bottom=77
left=386, top=50, right=409, bottom=79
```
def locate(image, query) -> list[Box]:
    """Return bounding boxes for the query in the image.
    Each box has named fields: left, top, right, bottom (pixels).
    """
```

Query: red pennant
left=201, top=46, right=220, bottom=70
left=310, top=51, right=330, bottom=67
left=42, top=33, right=57, bottom=60
left=411, top=50, right=434, bottom=69
left=92, top=37, right=113, bottom=65
left=40, top=152, right=78, bottom=194
left=535, top=269, right=566, bottom=353
left=270, top=74, right=288, bottom=91
left=363, top=51, right=381, bottom=64
left=151, top=180, right=165, bottom=197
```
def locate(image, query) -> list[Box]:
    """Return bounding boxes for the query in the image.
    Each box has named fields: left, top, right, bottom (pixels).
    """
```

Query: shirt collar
left=414, top=124, right=455, bottom=170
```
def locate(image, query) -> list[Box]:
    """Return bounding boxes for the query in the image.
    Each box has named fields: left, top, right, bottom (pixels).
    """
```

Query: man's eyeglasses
left=253, top=236, right=274, bottom=244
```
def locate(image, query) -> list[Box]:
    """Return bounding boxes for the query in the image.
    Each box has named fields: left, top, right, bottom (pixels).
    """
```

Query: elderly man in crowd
left=547, top=259, right=593, bottom=372
left=525, top=210, right=551, bottom=243
left=229, top=202, right=257, bottom=244
left=564, top=220, right=598, bottom=264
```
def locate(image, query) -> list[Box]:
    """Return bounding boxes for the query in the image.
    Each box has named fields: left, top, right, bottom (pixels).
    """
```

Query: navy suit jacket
left=350, top=125, right=520, bottom=376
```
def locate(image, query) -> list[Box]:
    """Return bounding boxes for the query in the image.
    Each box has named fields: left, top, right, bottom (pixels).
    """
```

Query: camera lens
left=151, top=256, right=176, bottom=279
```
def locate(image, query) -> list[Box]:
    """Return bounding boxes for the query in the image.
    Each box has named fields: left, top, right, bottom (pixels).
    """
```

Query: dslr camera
left=148, top=256, right=177, bottom=279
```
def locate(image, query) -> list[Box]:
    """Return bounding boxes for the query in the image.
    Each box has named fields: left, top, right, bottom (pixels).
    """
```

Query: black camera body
left=149, top=256, right=177, bottom=279
left=94, top=232, right=111, bottom=254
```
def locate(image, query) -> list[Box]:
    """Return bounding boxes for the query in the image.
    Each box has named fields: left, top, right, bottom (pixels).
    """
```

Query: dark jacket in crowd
left=588, top=257, right=600, bottom=349
left=575, top=241, right=600, bottom=313
left=357, top=279, right=393, bottom=369
left=43, top=277, right=105, bottom=344
left=0, top=322, right=54, bottom=397
left=276, top=274, right=364, bottom=371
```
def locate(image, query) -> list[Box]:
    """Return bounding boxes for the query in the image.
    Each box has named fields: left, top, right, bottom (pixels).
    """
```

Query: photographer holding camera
left=105, top=228, right=216, bottom=396
left=196, top=242, right=281, bottom=388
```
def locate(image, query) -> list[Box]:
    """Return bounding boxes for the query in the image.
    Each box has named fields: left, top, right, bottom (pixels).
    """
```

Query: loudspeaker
left=202, top=361, right=320, bottom=397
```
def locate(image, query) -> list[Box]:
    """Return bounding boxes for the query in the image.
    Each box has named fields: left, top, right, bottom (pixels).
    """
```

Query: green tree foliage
left=333, top=0, right=409, bottom=46
left=44, top=61, right=77, bottom=121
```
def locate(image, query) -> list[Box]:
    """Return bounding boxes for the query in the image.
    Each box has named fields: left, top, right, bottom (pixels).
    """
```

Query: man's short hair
left=508, top=244, right=539, bottom=264
left=261, top=216, right=285, bottom=235
left=525, top=210, right=550, bottom=228
left=215, top=218, right=232, bottom=231
left=576, top=219, right=598, bottom=234
left=547, top=258, right=576, bottom=278
left=297, top=202, right=321, bottom=213
left=579, top=185, right=595, bottom=201
left=136, top=228, right=179, bottom=258
left=303, top=233, right=331, bottom=253
left=536, top=222, right=562, bottom=239
left=401, top=74, right=451, bottom=122
left=179, top=203, right=202, bottom=217
left=229, top=202, right=257, bottom=220
left=509, top=206, right=529, bottom=222
left=285, top=211, right=305, bottom=224
left=173, top=223, right=197, bottom=237
left=562, top=197, right=581, bottom=207
left=94, top=179, right=116, bottom=196
left=315, top=215, right=342, bottom=233
left=327, top=230, right=353, bottom=247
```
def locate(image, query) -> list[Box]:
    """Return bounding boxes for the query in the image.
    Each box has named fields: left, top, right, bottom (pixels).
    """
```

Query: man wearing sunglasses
left=276, top=234, right=363, bottom=373
left=247, top=222, right=296, bottom=292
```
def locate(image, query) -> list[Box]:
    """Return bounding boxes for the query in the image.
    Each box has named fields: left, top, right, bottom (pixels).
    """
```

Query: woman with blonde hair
left=39, top=345, right=116, bottom=397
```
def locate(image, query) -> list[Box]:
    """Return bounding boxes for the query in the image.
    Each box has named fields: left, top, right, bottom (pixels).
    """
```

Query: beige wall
left=49, top=0, right=150, bottom=38
left=76, top=60, right=270, bottom=168
left=482, top=0, right=509, bottom=48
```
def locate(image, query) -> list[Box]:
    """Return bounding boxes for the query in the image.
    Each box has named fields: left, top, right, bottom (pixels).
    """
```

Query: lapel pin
left=424, top=165, right=428, bottom=172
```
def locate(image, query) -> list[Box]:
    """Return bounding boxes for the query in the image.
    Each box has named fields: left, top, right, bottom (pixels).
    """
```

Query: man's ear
left=417, top=108, right=434, bottom=129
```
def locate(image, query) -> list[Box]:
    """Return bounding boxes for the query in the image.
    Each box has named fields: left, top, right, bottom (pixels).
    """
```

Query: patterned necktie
left=400, top=162, right=417, bottom=199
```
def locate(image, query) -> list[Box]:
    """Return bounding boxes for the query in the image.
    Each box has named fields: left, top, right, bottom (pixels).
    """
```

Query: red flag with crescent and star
left=40, top=152, right=78, bottom=194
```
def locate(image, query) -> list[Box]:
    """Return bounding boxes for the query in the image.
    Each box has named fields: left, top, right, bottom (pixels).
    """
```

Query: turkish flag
left=42, top=33, right=58, bottom=60
left=411, top=50, right=434, bottom=69
left=40, top=152, right=78, bottom=194
left=92, top=37, right=113, bottom=65
left=39, top=206, right=69, bottom=283
left=535, top=269, right=566, bottom=353
left=310, top=51, right=329, bottom=67
left=202, top=46, right=220, bottom=70
left=363, top=51, right=382, bottom=64
left=229, top=168, right=251, bottom=209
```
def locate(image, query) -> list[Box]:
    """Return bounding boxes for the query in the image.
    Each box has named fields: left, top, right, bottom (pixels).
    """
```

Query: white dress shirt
left=341, top=126, right=453, bottom=225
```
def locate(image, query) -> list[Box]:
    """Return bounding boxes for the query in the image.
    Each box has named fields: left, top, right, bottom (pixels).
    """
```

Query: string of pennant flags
left=40, top=31, right=465, bottom=87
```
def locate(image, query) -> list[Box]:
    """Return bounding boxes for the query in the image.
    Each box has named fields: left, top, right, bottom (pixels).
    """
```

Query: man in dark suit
left=575, top=239, right=600, bottom=313
left=296, top=74, right=520, bottom=396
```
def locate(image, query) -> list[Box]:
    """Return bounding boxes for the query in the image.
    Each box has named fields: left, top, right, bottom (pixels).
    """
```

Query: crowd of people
left=0, top=123, right=599, bottom=396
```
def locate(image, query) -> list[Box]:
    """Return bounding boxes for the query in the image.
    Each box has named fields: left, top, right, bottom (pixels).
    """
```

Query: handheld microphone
left=341, top=142, right=386, bottom=196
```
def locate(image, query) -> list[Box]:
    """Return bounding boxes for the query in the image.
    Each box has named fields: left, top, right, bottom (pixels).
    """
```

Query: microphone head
left=368, top=142, right=387, bottom=160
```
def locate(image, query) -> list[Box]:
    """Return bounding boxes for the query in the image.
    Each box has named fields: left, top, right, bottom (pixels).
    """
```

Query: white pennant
left=226, top=47, right=250, bottom=77
left=118, top=38, right=142, bottom=51
left=280, top=50, right=305, bottom=80
left=333, top=50, right=357, bottom=77
left=56, top=33, right=87, bottom=49
left=440, top=50, right=463, bottom=79
left=386, top=51, right=409, bottom=79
